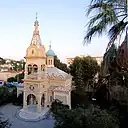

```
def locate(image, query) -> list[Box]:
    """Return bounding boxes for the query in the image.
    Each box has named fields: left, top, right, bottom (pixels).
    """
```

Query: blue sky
left=0, top=0, right=110, bottom=62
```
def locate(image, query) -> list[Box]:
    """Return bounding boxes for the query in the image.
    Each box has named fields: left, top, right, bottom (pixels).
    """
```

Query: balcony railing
left=26, top=74, right=38, bottom=80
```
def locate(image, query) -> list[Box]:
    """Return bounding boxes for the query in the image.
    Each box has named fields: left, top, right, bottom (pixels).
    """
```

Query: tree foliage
left=91, top=38, right=128, bottom=127
left=54, top=56, right=69, bottom=73
left=7, top=77, right=16, bottom=82
left=15, top=72, right=24, bottom=82
left=51, top=100, right=119, bottom=128
left=15, top=92, right=23, bottom=106
left=7, top=72, right=24, bottom=82
left=51, top=99, right=69, bottom=115
left=0, top=86, right=17, bottom=106
left=70, top=56, right=100, bottom=93
left=0, top=86, right=9, bottom=105
left=69, top=56, right=100, bottom=107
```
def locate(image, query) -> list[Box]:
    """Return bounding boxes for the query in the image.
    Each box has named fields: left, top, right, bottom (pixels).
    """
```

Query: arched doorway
left=41, top=94, right=45, bottom=107
left=27, top=94, right=36, bottom=105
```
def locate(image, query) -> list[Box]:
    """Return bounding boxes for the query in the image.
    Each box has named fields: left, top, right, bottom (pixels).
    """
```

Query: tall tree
left=84, top=0, right=127, bottom=51
left=70, top=56, right=100, bottom=107
left=70, top=56, right=100, bottom=92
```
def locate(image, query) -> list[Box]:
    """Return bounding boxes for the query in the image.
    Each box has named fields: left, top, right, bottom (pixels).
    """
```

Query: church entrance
left=27, top=94, right=37, bottom=112
left=27, top=94, right=36, bottom=105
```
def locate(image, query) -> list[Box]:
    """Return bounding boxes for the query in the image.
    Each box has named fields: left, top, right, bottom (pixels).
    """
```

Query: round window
left=29, top=85, right=34, bottom=90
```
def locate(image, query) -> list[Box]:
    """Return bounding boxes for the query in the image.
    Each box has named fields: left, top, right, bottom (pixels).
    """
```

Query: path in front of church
left=0, top=104, right=54, bottom=128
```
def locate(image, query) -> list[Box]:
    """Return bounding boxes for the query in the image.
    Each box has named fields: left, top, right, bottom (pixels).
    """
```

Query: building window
left=51, top=60, right=52, bottom=65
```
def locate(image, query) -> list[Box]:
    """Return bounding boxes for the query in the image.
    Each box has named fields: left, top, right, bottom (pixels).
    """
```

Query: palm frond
left=84, top=24, right=106, bottom=44
left=84, top=8, right=118, bottom=44
left=90, top=0, right=105, bottom=4
left=87, top=2, right=112, bottom=16
left=106, top=21, right=128, bottom=51
left=88, top=9, right=118, bottom=29
left=108, top=21, right=128, bottom=41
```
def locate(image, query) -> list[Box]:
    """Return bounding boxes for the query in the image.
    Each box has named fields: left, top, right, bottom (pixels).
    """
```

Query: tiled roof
left=46, top=67, right=69, bottom=79
left=26, top=67, right=72, bottom=80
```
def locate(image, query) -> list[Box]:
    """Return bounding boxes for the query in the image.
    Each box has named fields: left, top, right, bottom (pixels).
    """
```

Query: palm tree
left=84, top=0, right=127, bottom=51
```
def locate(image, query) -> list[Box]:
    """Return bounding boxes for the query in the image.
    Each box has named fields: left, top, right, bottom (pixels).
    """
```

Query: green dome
left=46, top=45, right=56, bottom=57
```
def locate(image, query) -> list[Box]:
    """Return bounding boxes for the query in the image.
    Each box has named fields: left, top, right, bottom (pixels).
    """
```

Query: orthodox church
left=17, top=16, right=72, bottom=113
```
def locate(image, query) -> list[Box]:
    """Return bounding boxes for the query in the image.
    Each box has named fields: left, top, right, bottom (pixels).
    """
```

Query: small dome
left=46, top=44, right=56, bottom=56
left=46, top=49, right=56, bottom=57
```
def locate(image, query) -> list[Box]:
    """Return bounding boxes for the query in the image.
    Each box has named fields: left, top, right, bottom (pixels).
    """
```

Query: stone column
left=53, top=92, right=55, bottom=100
left=23, top=92, right=27, bottom=110
left=37, top=94, right=42, bottom=113
left=24, top=64, right=28, bottom=79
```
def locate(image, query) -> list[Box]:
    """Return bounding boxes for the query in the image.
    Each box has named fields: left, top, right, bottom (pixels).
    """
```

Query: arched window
left=51, top=60, right=52, bottom=65
left=28, top=64, right=32, bottom=75
left=33, top=64, right=38, bottom=73
left=32, top=50, right=34, bottom=54
left=49, top=60, right=51, bottom=65
left=41, top=64, right=45, bottom=71
left=41, top=65, right=43, bottom=71
left=43, top=64, right=45, bottom=71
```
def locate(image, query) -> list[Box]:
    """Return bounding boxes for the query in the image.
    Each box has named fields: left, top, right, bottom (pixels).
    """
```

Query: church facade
left=17, top=16, right=72, bottom=112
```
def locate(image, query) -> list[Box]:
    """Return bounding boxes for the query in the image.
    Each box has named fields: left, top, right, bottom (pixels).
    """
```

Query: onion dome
left=46, top=44, right=56, bottom=57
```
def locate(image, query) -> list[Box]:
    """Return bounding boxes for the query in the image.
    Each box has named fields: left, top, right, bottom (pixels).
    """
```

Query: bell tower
left=24, top=13, right=46, bottom=79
